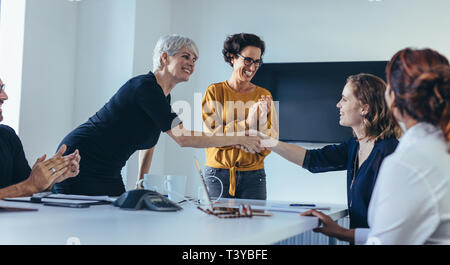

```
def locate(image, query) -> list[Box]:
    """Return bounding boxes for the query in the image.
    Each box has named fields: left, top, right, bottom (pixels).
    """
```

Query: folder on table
left=3, top=192, right=114, bottom=207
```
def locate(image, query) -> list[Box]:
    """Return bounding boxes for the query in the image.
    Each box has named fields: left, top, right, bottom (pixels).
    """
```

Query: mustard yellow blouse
left=202, top=81, right=278, bottom=196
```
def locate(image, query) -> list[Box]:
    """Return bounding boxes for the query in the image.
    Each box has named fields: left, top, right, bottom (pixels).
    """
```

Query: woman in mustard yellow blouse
left=202, top=33, right=278, bottom=200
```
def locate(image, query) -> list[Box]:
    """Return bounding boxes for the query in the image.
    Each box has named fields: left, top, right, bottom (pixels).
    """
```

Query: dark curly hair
left=222, top=33, right=265, bottom=67
left=386, top=48, right=450, bottom=148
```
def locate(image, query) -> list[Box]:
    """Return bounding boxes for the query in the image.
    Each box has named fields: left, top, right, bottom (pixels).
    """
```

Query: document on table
left=42, top=194, right=115, bottom=202
left=5, top=197, right=98, bottom=204
left=249, top=203, right=330, bottom=213
left=3, top=193, right=115, bottom=204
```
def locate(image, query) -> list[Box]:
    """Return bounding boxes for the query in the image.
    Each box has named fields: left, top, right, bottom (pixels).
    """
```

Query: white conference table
left=0, top=198, right=347, bottom=245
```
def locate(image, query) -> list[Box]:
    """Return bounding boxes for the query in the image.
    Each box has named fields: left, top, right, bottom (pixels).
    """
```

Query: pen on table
left=289, top=203, right=316, bottom=207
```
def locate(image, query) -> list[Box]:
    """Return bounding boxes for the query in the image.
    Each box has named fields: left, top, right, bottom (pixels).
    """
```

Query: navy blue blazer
left=303, top=137, right=398, bottom=228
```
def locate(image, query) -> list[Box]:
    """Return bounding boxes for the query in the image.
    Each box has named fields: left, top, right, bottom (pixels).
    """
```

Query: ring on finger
left=50, top=167, right=57, bottom=174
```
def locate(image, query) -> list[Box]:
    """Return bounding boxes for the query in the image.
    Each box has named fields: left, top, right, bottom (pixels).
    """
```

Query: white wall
left=72, top=0, right=136, bottom=126
left=14, top=0, right=450, bottom=204
left=19, top=0, right=78, bottom=162
left=73, top=0, right=136, bottom=186
left=0, top=0, right=26, bottom=132
left=14, top=0, right=173, bottom=191
left=162, top=0, right=450, bottom=204
left=125, top=0, right=173, bottom=190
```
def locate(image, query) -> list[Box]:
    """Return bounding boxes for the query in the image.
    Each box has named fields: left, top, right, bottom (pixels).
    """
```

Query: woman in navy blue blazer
left=265, top=73, right=401, bottom=229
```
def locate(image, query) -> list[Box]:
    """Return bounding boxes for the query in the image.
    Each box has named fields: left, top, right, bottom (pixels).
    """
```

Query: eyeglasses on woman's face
left=237, top=53, right=263, bottom=68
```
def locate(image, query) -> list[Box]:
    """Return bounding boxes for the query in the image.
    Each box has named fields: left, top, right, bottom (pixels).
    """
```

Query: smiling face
left=230, top=46, right=262, bottom=83
left=336, top=82, right=365, bottom=129
left=0, top=79, right=8, bottom=122
left=164, top=46, right=197, bottom=83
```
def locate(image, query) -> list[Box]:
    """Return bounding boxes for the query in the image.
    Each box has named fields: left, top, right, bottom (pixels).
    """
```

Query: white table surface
left=0, top=198, right=347, bottom=245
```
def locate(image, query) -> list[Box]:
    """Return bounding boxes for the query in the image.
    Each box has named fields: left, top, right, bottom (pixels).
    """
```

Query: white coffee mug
left=136, top=174, right=166, bottom=194
left=163, top=175, right=187, bottom=202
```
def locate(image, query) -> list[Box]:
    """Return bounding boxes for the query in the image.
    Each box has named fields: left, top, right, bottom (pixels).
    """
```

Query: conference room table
left=0, top=197, right=348, bottom=245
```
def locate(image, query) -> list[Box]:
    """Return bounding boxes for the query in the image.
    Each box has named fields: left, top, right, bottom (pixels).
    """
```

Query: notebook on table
left=3, top=192, right=114, bottom=208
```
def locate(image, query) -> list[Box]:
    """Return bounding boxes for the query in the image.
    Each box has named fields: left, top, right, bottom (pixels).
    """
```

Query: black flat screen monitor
left=252, top=61, right=388, bottom=143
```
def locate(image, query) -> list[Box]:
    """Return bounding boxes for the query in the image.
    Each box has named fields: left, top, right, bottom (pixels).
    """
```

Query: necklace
left=350, top=158, right=357, bottom=208
left=349, top=141, right=374, bottom=207
left=349, top=145, right=360, bottom=208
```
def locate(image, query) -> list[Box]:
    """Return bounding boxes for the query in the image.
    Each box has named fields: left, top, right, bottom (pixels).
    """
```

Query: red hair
left=386, top=48, right=450, bottom=148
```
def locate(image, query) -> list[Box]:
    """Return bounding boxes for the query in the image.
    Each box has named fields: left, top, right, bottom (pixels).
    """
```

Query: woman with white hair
left=54, top=34, right=262, bottom=196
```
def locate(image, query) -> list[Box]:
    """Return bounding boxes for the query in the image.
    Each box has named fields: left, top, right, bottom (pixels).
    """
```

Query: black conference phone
left=113, top=189, right=182, bottom=212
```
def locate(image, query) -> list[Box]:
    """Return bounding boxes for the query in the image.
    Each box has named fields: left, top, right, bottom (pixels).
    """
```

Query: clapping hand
left=246, top=95, right=272, bottom=129
left=236, top=95, right=273, bottom=153
left=25, top=144, right=80, bottom=194
left=54, top=145, right=81, bottom=185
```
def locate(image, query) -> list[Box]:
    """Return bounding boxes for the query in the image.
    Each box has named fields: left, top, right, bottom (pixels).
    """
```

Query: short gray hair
left=152, top=34, right=199, bottom=72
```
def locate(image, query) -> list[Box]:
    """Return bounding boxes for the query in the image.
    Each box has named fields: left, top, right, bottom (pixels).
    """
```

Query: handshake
left=233, top=131, right=278, bottom=154
left=235, top=95, right=278, bottom=154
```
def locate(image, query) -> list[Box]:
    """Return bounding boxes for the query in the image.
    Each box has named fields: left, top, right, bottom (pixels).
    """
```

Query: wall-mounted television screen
left=252, top=61, right=388, bottom=143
